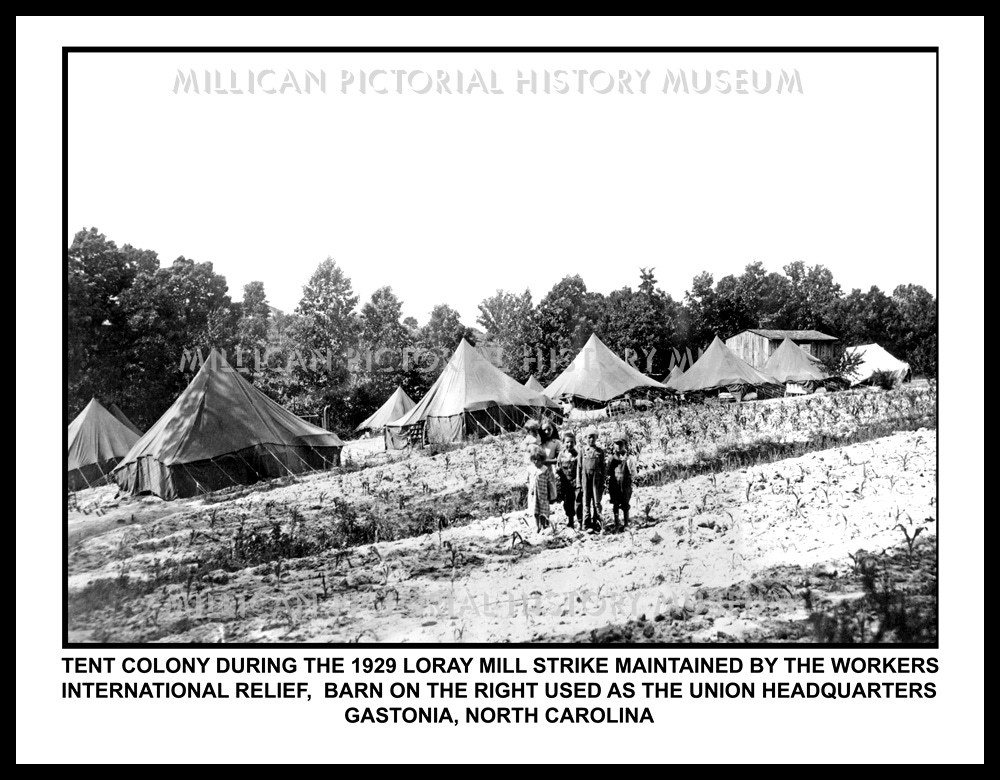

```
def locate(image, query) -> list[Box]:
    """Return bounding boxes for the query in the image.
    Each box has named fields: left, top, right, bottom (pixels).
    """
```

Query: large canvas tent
left=113, top=351, right=344, bottom=500
left=544, top=334, right=665, bottom=404
left=523, top=375, right=561, bottom=410
left=355, top=386, right=416, bottom=433
left=385, top=339, right=550, bottom=448
left=671, top=336, right=779, bottom=394
left=763, top=336, right=829, bottom=385
left=67, top=398, right=142, bottom=490
left=846, top=343, right=911, bottom=387
left=523, top=375, right=546, bottom=393
left=664, top=365, right=685, bottom=390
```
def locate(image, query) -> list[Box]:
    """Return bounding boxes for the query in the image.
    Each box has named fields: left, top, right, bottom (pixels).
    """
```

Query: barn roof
left=741, top=329, right=838, bottom=342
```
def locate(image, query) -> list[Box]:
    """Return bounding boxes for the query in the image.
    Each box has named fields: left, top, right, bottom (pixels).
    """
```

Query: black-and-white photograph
left=64, top=48, right=939, bottom=646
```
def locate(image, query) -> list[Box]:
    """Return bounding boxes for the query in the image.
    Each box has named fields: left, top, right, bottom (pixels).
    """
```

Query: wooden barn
left=725, top=329, right=839, bottom=370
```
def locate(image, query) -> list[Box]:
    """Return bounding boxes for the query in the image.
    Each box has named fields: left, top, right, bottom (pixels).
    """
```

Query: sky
left=67, top=51, right=936, bottom=324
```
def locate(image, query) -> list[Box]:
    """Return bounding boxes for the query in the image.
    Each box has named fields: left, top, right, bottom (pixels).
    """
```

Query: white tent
left=544, top=334, right=665, bottom=403
left=68, top=398, right=142, bottom=490
left=355, top=386, right=416, bottom=432
left=385, top=340, right=549, bottom=447
left=846, top=343, right=911, bottom=387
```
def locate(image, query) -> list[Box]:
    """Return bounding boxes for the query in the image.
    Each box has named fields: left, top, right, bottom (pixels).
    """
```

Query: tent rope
left=280, top=443, right=326, bottom=475
left=467, top=411, right=495, bottom=438
left=305, top=445, right=338, bottom=470
left=179, top=462, right=212, bottom=496
left=76, top=468, right=94, bottom=490
left=260, top=443, right=300, bottom=482
left=207, top=456, right=244, bottom=488
left=231, top=448, right=265, bottom=480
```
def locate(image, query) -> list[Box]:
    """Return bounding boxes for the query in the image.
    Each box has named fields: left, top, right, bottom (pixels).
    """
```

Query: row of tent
left=363, top=335, right=909, bottom=448
left=68, top=337, right=910, bottom=501
left=665, top=337, right=909, bottom=393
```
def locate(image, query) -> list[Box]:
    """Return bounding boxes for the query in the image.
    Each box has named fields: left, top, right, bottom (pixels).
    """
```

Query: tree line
left=68, top=227, right=937, bottom=434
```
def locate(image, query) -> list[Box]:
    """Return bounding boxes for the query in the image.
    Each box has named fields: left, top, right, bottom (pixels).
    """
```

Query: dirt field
left=66, top=386, right=936, bottom=644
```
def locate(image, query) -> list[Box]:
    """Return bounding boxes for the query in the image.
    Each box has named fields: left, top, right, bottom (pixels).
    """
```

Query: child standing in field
left=539, top=420, right=561, bottom=467
left=526, top=445, right=557, bottom=532
left=577, top=425, right=606, bottom=533
left=607, top=435, right=636, bottom=533
left=557, top=431, right=581, bottom=528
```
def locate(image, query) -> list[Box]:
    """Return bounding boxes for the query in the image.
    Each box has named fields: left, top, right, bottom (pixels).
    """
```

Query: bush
left=869, top=369, right=898, bottom=391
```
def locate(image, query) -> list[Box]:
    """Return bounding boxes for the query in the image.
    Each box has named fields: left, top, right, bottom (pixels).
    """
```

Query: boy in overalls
left=577, top=425, right=606, bottom=533
left=557, top=431, right=581, bottom=528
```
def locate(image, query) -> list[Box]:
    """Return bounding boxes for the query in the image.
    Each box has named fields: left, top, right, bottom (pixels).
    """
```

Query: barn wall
left=787, top=340, right=837, bottom=362
left=725, top=332, right=770, bottom=369
left=727, top=331, right=839, bottom=369
left=811, top=341, right=838, bottom=362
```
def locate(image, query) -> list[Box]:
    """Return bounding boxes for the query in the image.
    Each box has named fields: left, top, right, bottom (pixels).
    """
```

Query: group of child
left=524, top=419, right=636, bottom=535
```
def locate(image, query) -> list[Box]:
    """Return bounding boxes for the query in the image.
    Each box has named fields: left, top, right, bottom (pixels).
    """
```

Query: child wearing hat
left=577, top=425, right=606, bottom=533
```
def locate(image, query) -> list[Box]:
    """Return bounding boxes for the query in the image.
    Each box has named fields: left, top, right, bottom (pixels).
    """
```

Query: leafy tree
left=683, top=271, right=718, bottom=349
left=476, top=288, right=534, bottom=379
left=296, top=258, right=359, bottom=354
left=421, top=304, right=475, bottom=351
left=253, top=311, right=306, bottom=407
left=735, top=261, right=791, bottom=328
left=118, top=256, right=236, bottom=426
left=289, top=258, right=360, bottom=430
left=356, top=286, right=415, bottom=415
left=818, top=345, right=866, bottom=382
left=832, top=286, right=896, bottom=346
left=533, top=275, right=602, bottom=380
left=67, top=228, right=157, bottom=417
left=780, top=261, right=842, bottom=331
left=889, top=284, right=937, bottom=377
left=596, top=268, right=680, bottom=375
left=360, top=286, right=408, bottom=351
left=235, top=281, right=271, bottom=377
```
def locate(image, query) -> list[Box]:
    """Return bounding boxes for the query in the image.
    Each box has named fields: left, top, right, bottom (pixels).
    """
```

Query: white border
left=16, top=17, right=983, bottom=764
